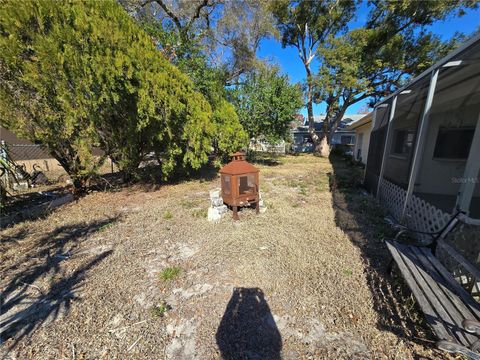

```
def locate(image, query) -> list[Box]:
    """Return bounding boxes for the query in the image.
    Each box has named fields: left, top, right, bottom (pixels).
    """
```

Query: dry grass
left=0, top=154, right=450, bottom=359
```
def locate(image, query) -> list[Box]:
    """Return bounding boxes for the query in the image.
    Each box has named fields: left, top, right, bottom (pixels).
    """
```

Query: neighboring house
left=0, top=126, right=63, bottom=173
left=0, top=127, right=106, bottom=175
left=364, top=33, right=480, bottom=236
left=248, top=138, right=286, bottom=154
left=347, top=113, right=373, bottom=165
left=291, top=114, right=362, bottom=153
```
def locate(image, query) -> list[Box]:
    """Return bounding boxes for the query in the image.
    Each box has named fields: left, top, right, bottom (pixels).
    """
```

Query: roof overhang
left=346, top=113, right=373, bottom=130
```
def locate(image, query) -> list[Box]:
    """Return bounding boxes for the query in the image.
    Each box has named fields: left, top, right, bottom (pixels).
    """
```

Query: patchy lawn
left=0, top=154, right=451, bottom=359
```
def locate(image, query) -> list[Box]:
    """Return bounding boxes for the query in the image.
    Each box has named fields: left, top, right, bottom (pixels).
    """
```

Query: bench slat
left=411, top=246, right=480, bottom=346
left=394, top=241, right=468, bottom=344
left=405, top=244, right=477, bottom=346
left=419, top=246, right=480, bottom=320
left=386, top=240, right=453, bottom=342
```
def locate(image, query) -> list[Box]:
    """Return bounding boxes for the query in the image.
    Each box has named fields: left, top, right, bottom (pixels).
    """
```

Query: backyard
left=0, top=155, right=450, bottom=359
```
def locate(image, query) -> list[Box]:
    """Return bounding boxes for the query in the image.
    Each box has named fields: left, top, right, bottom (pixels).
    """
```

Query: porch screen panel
left=382, top=78, right=430, bottom=190
left=441, top=219, right=480, bottom=295
left=364, top=99, right=392, bottom=195
left=470, top=168, right=480, bottom=219
left=411, top=41, right=480, bottom=216
left=442, top=167, right=480, bottom=292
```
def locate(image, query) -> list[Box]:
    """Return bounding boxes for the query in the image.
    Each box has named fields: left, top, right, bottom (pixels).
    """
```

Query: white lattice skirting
left=378, top=180, right=405, bottom=221
left=378, top=179, right=451, bottom=241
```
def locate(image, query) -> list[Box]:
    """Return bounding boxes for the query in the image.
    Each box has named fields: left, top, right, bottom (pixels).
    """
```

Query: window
left=294, top=134, right=304, bottom=144
left=222, top=175, right=231, bottom=195
left=239, top=174, right=256, bottom=195
left=303, top=136, right=312, bottom=144
left=341, top=135, right=353, bottom=145
left=433, top=127, right=474, bottom=160
left=391, top=129, right=415, bottom=157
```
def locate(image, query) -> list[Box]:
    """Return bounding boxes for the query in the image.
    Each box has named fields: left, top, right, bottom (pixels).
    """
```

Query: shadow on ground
left=0, top=217, right=117, bottom=349
left=1, top=160, right=219, bottom=229
left=216, top=288, right=282, bottom=359
left=131, top=162, right=219, bottom=193
left=1, top=187, right=69, bottom=219
left=247, top=151, right=284, bottom=167
left=329, top=155, right=438, bottom=356
left=0, top=228, right=29, bottom=247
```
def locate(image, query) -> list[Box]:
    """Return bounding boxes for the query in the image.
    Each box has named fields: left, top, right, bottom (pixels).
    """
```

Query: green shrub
left=212, top=99, right=249, bottom=162
left=0, top=0, right=216, bottom=190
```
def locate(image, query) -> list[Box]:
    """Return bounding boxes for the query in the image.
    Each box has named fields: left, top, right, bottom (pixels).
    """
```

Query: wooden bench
left=386, top=216, right=480, bottom=359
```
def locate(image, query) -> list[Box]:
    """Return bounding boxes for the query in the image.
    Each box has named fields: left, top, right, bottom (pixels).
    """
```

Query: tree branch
left=185, top=0, right=212, bottom=33
left=152, top=0, right=183, bottom=32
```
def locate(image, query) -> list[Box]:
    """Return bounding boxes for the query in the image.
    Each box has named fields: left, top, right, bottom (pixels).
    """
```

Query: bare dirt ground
left=0, top=154, right=453, bottom=359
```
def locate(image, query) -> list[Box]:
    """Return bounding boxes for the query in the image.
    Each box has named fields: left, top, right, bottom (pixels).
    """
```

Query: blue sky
left=256, top=5, right=480, bottom=118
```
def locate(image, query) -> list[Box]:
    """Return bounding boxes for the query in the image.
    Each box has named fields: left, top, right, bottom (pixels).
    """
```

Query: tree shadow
left=216, top=288, right=282, bottom=360
left=1, top=189, right=73, bottom=229
left=250, top=158, right=282, bottom=167
left=328, top=155, right=438, bottom=352
left=0, top=228, right=29, bottom=247
left=1, top=187, right=68, bottom=218
left=0, top=217, right=117, bottom=349
left=134, top=163, right=219, bottom=192
left=247, top=152, right=283, bottom=167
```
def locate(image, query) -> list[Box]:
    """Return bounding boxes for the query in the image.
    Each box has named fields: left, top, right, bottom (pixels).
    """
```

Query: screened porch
left=364, top=35, right=480, bottom=236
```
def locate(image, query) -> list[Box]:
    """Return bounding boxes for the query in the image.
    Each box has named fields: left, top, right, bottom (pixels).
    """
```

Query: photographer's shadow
left=216, top=288, right=282, bottom=359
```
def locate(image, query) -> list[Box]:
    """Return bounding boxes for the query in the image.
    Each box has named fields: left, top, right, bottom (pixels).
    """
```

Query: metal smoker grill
left=219, top=152, right=260, bottom=220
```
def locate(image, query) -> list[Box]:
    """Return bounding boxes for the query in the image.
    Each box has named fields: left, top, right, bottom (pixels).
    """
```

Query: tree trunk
left=51, top=150, right=89, bottom=198
left=305, top=66, right=328, bottom=156
left=325, top=103, right=349, bottom=156
left=72, top=176, right=88, bottom=198
left=317, top=136, right=330, bottom=157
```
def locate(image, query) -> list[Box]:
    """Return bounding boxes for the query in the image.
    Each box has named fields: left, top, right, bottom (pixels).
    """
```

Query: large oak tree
left=271, top=0, right=479, bottom=155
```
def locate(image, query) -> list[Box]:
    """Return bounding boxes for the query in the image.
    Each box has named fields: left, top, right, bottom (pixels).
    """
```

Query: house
left=291, top=114, right=363, bottom=153
left=364, top=33, right=480, bottom=236
left=248, top=138, right=286, bottom=154
left=0, top=126, right=63, bottom=173
left=0, top=127, right=106, bottom=175
left=346, top=113, right=372, bottom=165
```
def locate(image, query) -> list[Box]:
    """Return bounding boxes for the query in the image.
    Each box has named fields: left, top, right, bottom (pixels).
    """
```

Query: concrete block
left=216, top=205, right=228, bottom=214
left=211, top=197, right=224, bottom=207
left=209, top=189, right=221, bottom=200
left=208, top=207, right=222, bottom=222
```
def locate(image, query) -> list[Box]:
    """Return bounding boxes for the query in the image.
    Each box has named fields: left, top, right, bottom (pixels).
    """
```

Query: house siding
left=352, top=122, right=371, bottom=165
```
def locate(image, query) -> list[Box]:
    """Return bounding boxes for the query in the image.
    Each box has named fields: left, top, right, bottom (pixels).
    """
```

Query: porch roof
left=346, top=112, right=373, bottom=130
left=374, top=33, right=480, bottom=108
